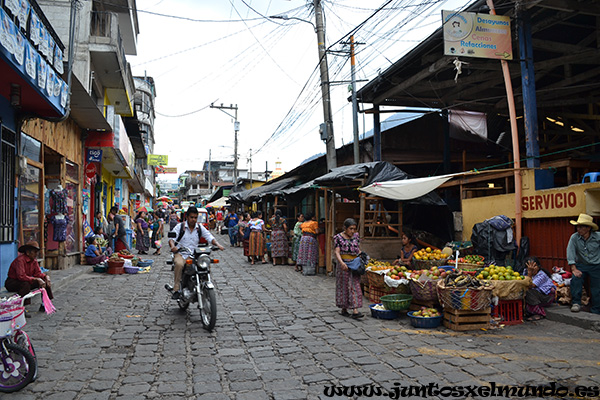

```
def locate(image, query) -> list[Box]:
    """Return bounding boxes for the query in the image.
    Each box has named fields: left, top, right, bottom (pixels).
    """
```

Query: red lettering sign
left=522, top=191, right=577, bottom=211
left=85, top=163, right=96, bottom=179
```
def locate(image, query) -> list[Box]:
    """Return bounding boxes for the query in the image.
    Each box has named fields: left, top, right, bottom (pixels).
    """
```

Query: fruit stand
left=363, top=250, right=532, bottom=330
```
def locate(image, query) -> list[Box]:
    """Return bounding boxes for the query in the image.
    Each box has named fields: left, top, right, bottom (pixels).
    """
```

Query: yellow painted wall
left=462, top=169, right=600, bottom=239
left=101, top=166, right=116, bottom=209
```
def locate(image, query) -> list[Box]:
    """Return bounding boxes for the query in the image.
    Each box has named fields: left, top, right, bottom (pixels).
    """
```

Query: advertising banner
left=442, top=11, right=512, bottom=60
left=155, top=166, right=178, bottom=174
left=148, top=154, right=168, bottom=165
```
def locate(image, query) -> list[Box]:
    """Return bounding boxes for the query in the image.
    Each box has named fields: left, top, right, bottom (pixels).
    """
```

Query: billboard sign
left=147, top=154, right=168, bottom=165
left=442, top=11, right=512, bottom=60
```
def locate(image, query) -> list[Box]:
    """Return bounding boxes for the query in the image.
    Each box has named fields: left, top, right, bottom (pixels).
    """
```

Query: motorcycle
left=165, top=233, right=219, bottom=331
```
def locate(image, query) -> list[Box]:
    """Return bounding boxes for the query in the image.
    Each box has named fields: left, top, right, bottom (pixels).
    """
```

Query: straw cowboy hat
left=570, top=213, right=598, bottom=231
left=18, top=241, right=41, bottom=253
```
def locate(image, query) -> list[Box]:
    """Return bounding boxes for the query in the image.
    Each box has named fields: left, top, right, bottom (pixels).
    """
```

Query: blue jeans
left=229, top=227, right=237, bottom=246
left=571, top=264, right=600, bottom=314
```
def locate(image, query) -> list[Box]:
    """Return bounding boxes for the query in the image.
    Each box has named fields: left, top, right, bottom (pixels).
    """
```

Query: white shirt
left=172, top=221, right=215, bottom=257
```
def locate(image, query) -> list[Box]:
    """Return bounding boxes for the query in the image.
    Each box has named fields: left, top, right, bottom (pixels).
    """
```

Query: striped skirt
left=248, top=230, right=265, bottom=256
left=296, top=235, right=318, bottom=267
left=336, top=265, right=363, bottom=309
left=270, top=229, right=288, bottom=258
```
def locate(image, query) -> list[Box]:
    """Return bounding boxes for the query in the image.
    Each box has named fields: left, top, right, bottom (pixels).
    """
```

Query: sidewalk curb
left=545, top=304, right=600, bottom=332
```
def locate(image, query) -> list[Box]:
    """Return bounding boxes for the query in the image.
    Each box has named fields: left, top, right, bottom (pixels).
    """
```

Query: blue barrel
left=125, top=229, right=134, bottom=250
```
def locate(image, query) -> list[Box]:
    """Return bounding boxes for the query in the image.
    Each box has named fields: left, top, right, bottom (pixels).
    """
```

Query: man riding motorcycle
left=169, top=206, right=225, bottom=299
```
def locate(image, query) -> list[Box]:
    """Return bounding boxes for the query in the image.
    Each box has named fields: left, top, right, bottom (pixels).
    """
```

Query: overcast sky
left=129, top=0, right=471, bottom=181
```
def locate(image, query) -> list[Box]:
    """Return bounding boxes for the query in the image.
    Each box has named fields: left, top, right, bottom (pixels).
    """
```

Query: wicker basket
left=412, top=257, right=450, bottom=269
left=366, top=269, right=388, bottom=288
left=409, top=278, right=441, bottom=302
left=366, top=284, right=410, bottom=303
left=380, top=294, right=413, bottom=311
left=436, top=280, right=494, bottom=311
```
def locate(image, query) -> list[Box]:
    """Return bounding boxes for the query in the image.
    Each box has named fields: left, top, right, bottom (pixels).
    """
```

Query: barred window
left=0, top=127, right=16, bottom=243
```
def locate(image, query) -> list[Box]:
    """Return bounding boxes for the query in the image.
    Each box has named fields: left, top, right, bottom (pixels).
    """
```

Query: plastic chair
left=582, top=172, right=600, bottom=183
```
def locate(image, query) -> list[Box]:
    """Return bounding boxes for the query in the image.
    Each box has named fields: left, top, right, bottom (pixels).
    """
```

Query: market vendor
left=393, top=230, right=418, bottom=266
left=566, top=213, right=600, bottom=314
left=524, top=257, right=555, bottom=321
left=4, top=241, right=54, bottom=306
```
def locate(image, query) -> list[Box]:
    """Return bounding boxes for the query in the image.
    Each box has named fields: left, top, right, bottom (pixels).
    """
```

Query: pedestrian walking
left=291, top=213, right=304, bottom=269
left=296, top=212, right=319, bottom=274
left=239, top=213, right=251, bottom=262
left=334, top=218, right=363, bottom=319
left=248, top=211, right=267, bottom=265
left=270, top=210, right=288, bottom=265
left=227, top=209, right=239, bottom=247
left=566, top=213, right=600, bottom=314
left=135, top=210, right=150, bottom=255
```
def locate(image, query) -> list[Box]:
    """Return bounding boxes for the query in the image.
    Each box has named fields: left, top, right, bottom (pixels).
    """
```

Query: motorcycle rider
left=169, top=206, right=224, bottom=299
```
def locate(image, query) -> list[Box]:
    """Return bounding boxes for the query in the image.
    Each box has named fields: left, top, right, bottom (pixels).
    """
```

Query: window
left=20, top=133, right=41, bottom=162
left=20, top=165, right=41, bottom=244
left=0, top=128, right=16, bottom=243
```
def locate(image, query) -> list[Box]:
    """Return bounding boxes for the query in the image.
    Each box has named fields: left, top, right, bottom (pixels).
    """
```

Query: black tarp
left=313, top=161, right=408, bottom=187
left=229, top=176, right=300, bottom=204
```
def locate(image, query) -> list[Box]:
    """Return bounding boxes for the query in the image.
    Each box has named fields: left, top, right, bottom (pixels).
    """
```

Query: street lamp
left=269, top=15, right=316, bottom=32
left=269, top=0, right=337, bottom=171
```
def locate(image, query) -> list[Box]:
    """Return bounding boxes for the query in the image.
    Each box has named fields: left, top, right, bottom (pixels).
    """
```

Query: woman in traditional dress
left=296, top=212, right=319, bottom=274
left=269, top=210, right=288, bottom=265
left=248, top=211, right=267, bottom=265
left=334, top=218, right=364, bottom=319
left=524, top=256, right=555, bottom=321
left=238, top=213, right=251, bottom=262
left=151, top=211, right=164, bottom=255
left=135, top=210, right=150, bottom=255
left=291, top=213, right=304, bottom=269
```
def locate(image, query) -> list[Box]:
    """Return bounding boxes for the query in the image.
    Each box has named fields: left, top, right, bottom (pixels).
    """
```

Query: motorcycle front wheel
left=199, top=285, right=216, bottom=331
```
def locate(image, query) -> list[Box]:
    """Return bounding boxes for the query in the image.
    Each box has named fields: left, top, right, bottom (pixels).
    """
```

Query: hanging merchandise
left=50, top=189, right=68, bottom=214
left=82, top=189, right=90, bottom=215
left=51, top=213, right=68, bottom=242
left=17, top=0, right=30, bottom=29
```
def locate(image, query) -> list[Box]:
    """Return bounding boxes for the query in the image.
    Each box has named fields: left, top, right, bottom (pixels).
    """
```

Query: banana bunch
left=443, top=272, right=490, bottom=288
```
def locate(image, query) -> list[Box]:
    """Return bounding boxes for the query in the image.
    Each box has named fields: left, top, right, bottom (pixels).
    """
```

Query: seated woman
left=85, top=236, right=108, bottom=265
left=393, top=230, right=418, bottom=266
left=94, top=226, right=113, bottom=256
left=524, top=256, right=555, bottom=321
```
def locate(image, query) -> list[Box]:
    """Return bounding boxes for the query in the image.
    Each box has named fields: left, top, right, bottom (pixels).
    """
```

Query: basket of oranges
left=412, top=247, right=450, bottom=269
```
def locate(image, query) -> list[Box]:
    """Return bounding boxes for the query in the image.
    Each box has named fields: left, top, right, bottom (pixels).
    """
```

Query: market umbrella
left=156, top=201, right=164, bottom=208
left=157, top=196, right=172, bottom=202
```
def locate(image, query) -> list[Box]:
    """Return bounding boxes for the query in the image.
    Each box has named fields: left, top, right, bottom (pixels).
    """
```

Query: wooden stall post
left=359, top=192, right=366, bottom=238
left=58, top=156, right=66, bottom=269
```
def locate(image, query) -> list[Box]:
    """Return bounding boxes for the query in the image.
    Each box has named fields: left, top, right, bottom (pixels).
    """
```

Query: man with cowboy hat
left=566, top=213, right=600, bottom=314
left=4, top=241, right=53, bottom=307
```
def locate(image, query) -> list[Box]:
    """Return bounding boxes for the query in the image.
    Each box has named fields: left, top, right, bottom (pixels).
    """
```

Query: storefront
left=20, top=119, right=82, bottom=270
left=462, top=168, right=600, bottom=270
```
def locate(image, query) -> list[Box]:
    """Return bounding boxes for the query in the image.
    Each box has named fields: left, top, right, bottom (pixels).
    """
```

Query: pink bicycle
left=0, top=289, right=54, bottom=392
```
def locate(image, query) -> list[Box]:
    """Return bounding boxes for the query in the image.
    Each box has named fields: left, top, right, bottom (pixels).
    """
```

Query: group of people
left=134, top=209, right=166, bottom=256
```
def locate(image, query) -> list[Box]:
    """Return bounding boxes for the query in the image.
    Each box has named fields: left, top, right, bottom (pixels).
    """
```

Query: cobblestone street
left=10, top=240, right=600, bottom=400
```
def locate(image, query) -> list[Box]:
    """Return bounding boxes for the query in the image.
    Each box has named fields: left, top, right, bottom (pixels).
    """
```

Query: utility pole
left=350, top=35, right=360, bottom=164
left=208, top=149, right=212, bottom=190
left=210, top=103, right=239, bottom=186
left=248, top=149, right=253, bottom=187
left=314, top=0, right=337, bottom=171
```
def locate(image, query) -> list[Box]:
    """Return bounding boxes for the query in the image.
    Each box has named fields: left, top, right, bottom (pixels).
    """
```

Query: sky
left=129, top=0, right=471, bottom=182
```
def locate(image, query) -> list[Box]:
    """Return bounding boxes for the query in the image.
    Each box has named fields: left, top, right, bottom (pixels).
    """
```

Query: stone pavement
left=9, top=239, right=600, bottom=400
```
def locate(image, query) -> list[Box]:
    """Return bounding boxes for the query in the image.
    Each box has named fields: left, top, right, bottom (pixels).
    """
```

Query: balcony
left=89, top=11, right=134, bottom=116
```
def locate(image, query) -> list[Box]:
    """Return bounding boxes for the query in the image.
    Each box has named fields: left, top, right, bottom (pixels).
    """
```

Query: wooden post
left=359, top=192, right=365, bottom=238
left=58, top=156, right=66, bottom=269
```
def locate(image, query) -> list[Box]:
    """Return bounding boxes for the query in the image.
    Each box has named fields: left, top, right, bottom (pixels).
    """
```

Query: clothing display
left=51, top=214, right=68, bottom=242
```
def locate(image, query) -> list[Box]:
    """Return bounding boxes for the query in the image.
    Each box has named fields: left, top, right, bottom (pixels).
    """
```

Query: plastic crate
left=491, top=299, right=523, bottom=325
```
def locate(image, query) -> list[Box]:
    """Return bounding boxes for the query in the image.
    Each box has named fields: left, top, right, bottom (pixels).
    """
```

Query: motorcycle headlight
left=198, top=254, right=211, bottom=270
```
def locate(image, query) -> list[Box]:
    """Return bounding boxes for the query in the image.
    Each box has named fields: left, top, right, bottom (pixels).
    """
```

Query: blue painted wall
left=0, top=96, right=18, bottom=287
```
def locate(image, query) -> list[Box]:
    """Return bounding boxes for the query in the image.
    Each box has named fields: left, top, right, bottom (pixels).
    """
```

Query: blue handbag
left=346, top=255, right=366, bottom=275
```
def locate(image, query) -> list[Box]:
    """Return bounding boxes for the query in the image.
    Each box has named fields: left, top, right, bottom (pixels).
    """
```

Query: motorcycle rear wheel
left=199, top=286, right=216, bottom=331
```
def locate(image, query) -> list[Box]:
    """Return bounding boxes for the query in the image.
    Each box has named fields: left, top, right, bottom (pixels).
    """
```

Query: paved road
left=10, top=238, right=600, bottom=400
